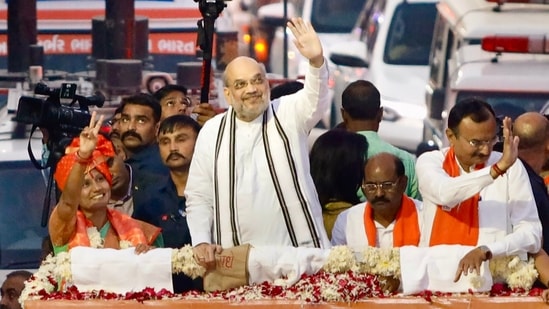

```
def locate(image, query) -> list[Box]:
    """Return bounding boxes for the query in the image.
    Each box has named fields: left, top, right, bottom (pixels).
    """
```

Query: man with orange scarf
left=331, top=152, right=422, bottom=249
left=416, top=98, right=542, bottom=282
left=49, top=112, right=163, bottom=254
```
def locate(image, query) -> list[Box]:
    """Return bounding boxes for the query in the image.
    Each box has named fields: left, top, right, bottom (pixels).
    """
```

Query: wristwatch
left=478, top=245, right=493, bottom=261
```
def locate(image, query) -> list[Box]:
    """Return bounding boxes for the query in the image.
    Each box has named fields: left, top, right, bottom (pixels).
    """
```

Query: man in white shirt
left=416, top=98, right=542, bottom=282
left=331, top=152, right=422, bottom=249
left=186, top=17, right=331, bottom=266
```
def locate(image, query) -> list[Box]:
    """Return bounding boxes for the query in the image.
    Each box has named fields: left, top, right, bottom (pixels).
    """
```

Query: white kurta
left=416, top=148, right=542, bottom=258
left=331, top=200, right=423, bottom=250
left=185, top=61, right=331, bottom=249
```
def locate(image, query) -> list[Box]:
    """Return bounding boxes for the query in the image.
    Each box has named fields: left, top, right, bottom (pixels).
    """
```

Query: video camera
left=15, top=82, right=105, bottom=172
left=15, top=82, right=105, bottom=137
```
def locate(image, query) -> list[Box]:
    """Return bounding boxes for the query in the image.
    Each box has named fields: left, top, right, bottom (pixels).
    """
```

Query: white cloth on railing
left=247, top=246, right=330, bottom=286
left=399, top=245, right=492, bottom=294
left=70, top=247, right=173, bottom=293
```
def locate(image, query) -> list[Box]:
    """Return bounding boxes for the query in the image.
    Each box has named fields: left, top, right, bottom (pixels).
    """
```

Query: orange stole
left=363, top=195, right=420, bottom=247
left=429, top=147, right=481, bottom=246
left=68, top=209, right=161, bottom=249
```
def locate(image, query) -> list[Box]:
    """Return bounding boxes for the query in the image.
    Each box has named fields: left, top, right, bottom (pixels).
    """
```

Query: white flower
left=322, top=245, right=356, bottom=273
left=321, top=285, right=340, bottom=301
left=171, top=245, right=206, bottom=279
left=87, top=227, right=103, bottom=248
left=505, top=257, right=538, bottom=290
left=357, top=247, right=400, bottom=278
left=488, top=255, right=538, bottom=289
left=119, top=240, right=132, bottom=249
left=469, top=274, right=485, bottom=289
left=55, top=252, right=73, bottom=284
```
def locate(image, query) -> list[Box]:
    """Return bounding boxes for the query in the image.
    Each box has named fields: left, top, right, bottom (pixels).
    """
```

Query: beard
left=234, top=97, right=269, bottom=121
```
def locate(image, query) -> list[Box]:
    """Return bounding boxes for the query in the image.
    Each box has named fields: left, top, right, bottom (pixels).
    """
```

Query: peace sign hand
left=78, top=111, right=104, bottom=159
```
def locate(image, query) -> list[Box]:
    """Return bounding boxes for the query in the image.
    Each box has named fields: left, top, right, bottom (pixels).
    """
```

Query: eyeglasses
left=459, top=135, right=500, bottom=149
left=231, top=75, right=265, bottom=90
left=361, top=179, right=399, bottom=193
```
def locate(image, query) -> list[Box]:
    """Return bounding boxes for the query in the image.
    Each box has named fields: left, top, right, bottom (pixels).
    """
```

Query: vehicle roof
left=437, top=0, right=549, bottom=40
left=449, top=45, right=549, bottom=92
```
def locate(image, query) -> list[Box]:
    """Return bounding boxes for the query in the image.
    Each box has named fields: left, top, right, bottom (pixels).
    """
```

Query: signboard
left=0, top=33, right=198, bottom=56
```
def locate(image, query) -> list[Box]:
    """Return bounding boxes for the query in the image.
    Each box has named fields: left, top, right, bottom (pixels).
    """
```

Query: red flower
left=490, top=282, right=510, bottom=296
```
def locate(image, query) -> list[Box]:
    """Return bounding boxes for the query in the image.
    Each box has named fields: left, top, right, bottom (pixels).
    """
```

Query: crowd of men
left=4, top=16, right=549, bottom=307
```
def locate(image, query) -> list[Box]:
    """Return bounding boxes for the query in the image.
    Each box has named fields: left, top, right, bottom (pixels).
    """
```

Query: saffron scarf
left=68, top=209, right=161, bottom=249
left=363, top=195, right=420, bottom=247
left=429, top=147, right=481, bottom=246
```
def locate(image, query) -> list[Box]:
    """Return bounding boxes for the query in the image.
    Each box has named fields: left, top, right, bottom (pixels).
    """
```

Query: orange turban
left=54, top=134, right=116, bottom=191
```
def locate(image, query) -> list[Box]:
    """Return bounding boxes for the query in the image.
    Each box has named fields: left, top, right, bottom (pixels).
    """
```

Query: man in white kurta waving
left=417, top=98, right=542, bottom=282
left=185, top=17, right=331, bottom=266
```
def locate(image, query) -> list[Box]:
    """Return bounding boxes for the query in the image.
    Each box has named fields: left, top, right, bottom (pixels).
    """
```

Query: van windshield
left=310, top=0, right=367, bottom=33
left=456, top=91, right=549, bottom=119
left=384, top=3, right=437, bottom=66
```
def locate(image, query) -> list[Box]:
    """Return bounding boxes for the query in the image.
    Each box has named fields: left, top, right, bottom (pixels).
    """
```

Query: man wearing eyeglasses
left=331, top=152, right=422, bottom=249
left=416, top=97, right=542, bottom=283
left=186, top=17, right=331, bottom=268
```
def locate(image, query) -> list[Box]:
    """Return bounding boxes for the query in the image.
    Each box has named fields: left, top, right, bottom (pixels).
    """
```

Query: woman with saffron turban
left=48, top=112, right=163, bottom=254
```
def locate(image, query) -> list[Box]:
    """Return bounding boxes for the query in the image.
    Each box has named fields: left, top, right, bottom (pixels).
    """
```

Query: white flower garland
left=171, top=245, right=206, bottom=279
left=87, top=227, right=103, bottom=248
left=322, top=246, right=537, bottom=290
left=467, top=255, right=538, bottom=290
left=489, top=255, right=538, bottom=290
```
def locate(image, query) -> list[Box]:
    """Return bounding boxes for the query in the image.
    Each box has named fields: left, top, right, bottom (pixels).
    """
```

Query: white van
left=329, top=0, right=438, bottom=152
left=423, top=0, right=549, bottom=147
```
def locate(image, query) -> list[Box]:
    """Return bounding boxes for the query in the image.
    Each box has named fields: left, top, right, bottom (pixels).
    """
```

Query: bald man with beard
left=514, top=112, right=549, bottom=253
left=186, top=18, right=331, bottom=268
